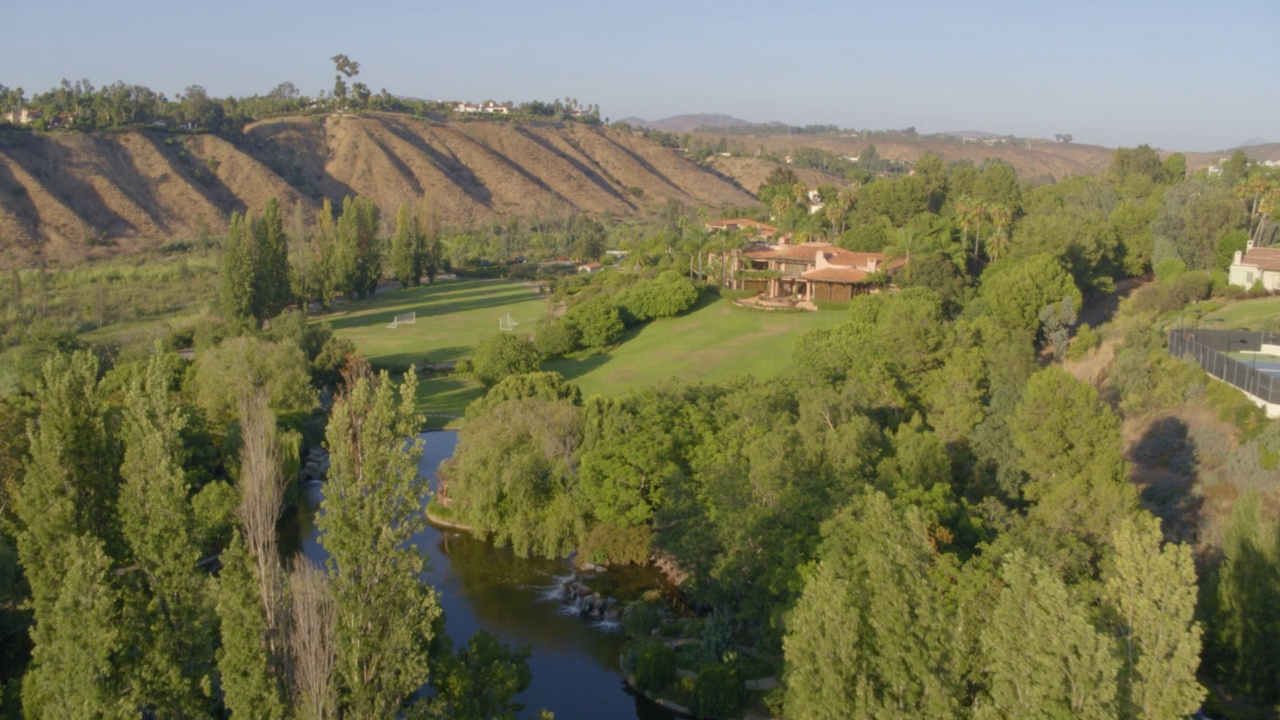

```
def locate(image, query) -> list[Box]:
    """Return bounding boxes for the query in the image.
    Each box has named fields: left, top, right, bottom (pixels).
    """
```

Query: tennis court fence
left=1167, top=328, right=1280, bottom=405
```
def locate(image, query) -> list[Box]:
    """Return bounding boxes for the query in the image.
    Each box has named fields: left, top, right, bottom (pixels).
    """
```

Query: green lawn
left=320, top=279, right=551, bottom=371
left=1199, top=296, right=1280, bottom=330
left=318, top=279, right=550, bottom=426
left=544, top=298, right=848, bottom=398
left=327, top=281, right=851, bottom=425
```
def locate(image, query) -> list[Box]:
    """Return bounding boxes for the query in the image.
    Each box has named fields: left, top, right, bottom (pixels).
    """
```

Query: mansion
left=710, top=219, right=905, bottom=304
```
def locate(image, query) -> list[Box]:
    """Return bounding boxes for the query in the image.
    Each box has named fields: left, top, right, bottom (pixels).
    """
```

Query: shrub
left=1068, top=323, right=1100, bottom=361
left=469, top=333, right=539, bottom=387
left=689, top=663, right=745, bottom=719
left=615, top=272, right=700, bottom=323
left=623, top=602, right=661, bottom=638
left=578, top=522, right=653, bottom=565
left=534, top=318, right=579, bottom=358
left=633, top=642, right=676, bottom=694
left=564, top=297, right=624, bottom=349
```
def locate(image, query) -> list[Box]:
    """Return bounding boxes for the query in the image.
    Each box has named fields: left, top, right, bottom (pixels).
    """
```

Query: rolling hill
left=0, top=114, right=756, bottom=264
left=615, top=113, right=757, bottom=133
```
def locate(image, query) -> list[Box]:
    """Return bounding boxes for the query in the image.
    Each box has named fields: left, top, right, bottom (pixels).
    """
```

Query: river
left=283, top=431, right=678, bottom=720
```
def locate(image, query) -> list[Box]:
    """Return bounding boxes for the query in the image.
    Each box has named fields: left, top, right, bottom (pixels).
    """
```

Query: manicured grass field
left=326, top=281, right=851, bottom=425
left=544, top=296, right=848, bottom=398
left=320, top=279, right=551, bottom=371
left=1199, top=296, right=1280, bottom=330
left=317, top=279, right=550, bottom=426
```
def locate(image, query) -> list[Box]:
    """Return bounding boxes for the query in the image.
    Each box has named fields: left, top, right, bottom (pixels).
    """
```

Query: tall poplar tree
left=216, top=391, right=290, bottom=718
left=254, top=197, right=292, bottom=321
left=117, top=352, right=217, bottom=716
left=978, top=551, right=1119, bottom=720
left=390, top=202, right=420, bottom=288
left=16, top=350, right=125, bottom=716
left=1102, top=515, right=1205, bottom=720
left=220, top=211, right=255, bottom=321
left=319, top=368, right=440, bottom=715
left=783, top=491, right=962, bottom=720
left=333, top=196, right=381, bottom=300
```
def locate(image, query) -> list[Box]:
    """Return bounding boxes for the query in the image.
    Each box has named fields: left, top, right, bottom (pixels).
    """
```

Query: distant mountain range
left=615, top=113, right=757, bottom=133
left=1238, top=137, right=1272, bottom=147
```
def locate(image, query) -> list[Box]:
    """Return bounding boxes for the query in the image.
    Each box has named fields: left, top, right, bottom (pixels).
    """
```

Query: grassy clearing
left=1199, top=296, right=1280, bottom=330
left=320, top=278, right=551, bottom=371
left=544, top=297, right=848, bottom=398
left=319, top=278, right=549, bottom=424
left=328, top=281, right=850, bottom=423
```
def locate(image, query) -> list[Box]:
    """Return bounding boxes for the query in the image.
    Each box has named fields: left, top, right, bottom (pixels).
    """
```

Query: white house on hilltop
left=1229, top=241, right=1280, bottom=291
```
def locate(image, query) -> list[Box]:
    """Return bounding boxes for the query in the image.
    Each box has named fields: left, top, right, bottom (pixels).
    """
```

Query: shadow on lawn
left=544, top=352, right=613, bottom=384
left=326, top=293, right=547, bottom=331
left=372, top=346, right=470, bottom=372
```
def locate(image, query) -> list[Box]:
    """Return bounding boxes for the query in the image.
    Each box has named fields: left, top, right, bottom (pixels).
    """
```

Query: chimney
left=1235, top=250, right=1244, bottom=265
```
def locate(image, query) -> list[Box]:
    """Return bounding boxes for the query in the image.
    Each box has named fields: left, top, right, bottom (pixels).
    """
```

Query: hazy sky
left=3, top=0, right=1276, bottom=151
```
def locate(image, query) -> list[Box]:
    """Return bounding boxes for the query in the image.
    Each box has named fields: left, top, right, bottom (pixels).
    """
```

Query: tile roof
left=1240, top=246, right=1280, bottom=272
left=803, top=267, right=872, bottom=283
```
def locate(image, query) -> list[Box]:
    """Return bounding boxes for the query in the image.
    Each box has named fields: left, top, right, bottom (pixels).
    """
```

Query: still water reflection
left=283, top=431, right=677, bottom=720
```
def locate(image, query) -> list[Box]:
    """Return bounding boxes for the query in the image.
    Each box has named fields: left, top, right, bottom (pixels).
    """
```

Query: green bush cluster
left=633, top=642, right=676, bottom=694
left=623, top=602, right=662, bottom=638
left=615, top=272, right=700, bottom=323
left=689, top=663, right=745, bottom=719
left=1068, top=323, right=1100, bottom=361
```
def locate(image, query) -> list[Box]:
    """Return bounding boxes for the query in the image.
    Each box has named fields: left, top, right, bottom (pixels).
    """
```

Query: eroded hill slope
left=0, top=114, right=756, bottom=264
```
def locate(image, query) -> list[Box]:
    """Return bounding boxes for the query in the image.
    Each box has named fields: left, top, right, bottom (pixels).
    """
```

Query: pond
left=283, top=431, right=678, bottom=720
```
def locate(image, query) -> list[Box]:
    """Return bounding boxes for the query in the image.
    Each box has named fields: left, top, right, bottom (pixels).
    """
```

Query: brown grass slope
left=700, top=132, right=1117, bottom=181
left=0, top=115, right=754, bottom=265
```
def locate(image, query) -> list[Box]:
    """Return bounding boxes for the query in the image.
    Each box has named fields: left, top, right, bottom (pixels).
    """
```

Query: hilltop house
left=730, top=241, right=904, bottom=302
left=2, top=108, right=41, bottom=125
left=456, top=101, right=510, bottom=115
left=1229, top=241, right=1280, bottom=291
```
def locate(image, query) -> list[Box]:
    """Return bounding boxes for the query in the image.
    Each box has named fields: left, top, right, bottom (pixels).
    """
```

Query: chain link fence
left=1168, top=328, right=1280, bottom=404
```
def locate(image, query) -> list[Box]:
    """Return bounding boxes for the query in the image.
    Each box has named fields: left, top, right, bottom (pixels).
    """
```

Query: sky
left=3, top=0, right=1277, bottom=151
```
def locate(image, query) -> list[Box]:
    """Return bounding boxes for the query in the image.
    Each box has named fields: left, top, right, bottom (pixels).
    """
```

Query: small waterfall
left=530, top=572, right=625, bottom=628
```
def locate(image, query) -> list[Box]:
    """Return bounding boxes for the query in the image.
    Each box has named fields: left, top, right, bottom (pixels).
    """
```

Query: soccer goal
left=387, top=311, right=416, bottom=329
left=498, top=313, right=520, bottom=331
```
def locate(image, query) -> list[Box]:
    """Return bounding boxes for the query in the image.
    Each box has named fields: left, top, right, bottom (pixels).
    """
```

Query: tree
left=116, top=352, right=217, bottom=716
left=255, top=198, right=292, bottom=320
left=979, top=254, right=1081, bottom=339
left=289, top=558, right=337, bottom=720
left=443, top=398, right=584, bottom=558
left=563, top=297, right=624, bottom=349
left=319, top=369, right=440, bottom=716
left=783, top=491, right=962, bottom=720
left=1210, top=493, right=1280, bottom=702
left=20, top=535, right=124, bottom=718
left=1151, top=177, right=1248, bottom=270
left=470, top=333, right=539, bottom=387
left=390, top=202, right=421, bottom=288
left=193, top=335, right=316, bottom=428
left=219, top=200, right=292, bottom=323
left=1010, top=367, right=1135, bottom=545
left=978, top=551, right=1119, bottom=720
left=332, top=196, right=381, bottom=300
left=1102, top=515, right=1205, bottom=720
left=216, top=391, right=290, bottom=718
left=221, top=212, right=255, bottom=321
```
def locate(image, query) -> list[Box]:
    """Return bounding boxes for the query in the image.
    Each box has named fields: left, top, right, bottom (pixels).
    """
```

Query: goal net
left=498, top=313, right=520, bottom=331
left=387, top=311, right=416, bottom=329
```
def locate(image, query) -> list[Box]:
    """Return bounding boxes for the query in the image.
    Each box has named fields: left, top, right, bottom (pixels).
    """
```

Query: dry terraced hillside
left=0, top=114, right=755, bottom=264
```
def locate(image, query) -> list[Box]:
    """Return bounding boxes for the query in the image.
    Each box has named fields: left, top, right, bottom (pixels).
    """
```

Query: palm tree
left=985, top=204, right=1014, bottom=261
left=954, top=197, right=978, bottom=256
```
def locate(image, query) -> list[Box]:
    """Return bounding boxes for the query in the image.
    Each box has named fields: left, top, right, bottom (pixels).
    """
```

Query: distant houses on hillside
left=454, top=101, right=511, bottom=115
